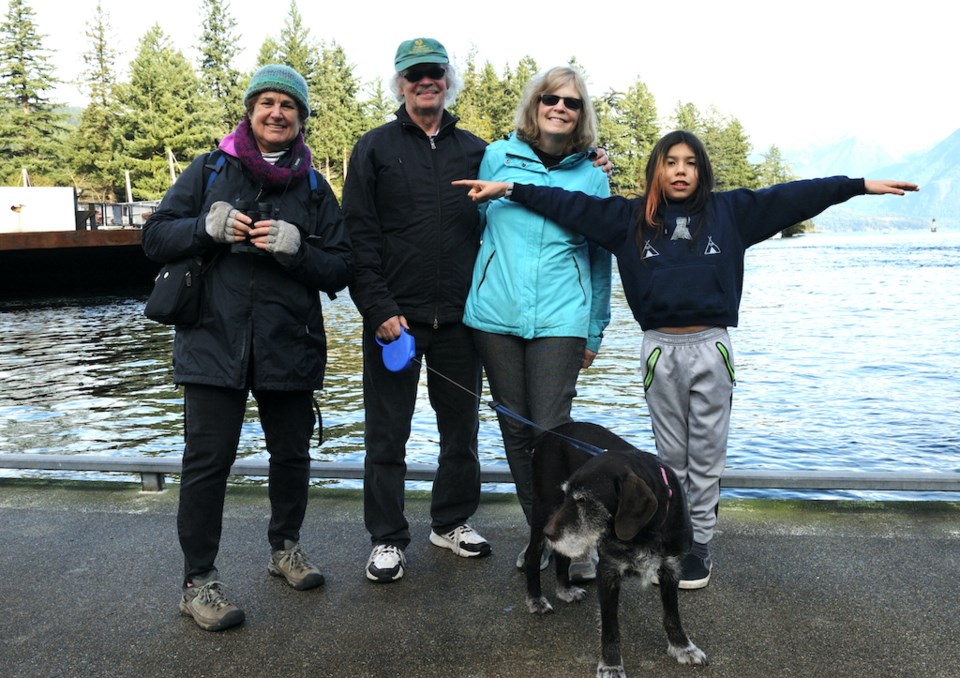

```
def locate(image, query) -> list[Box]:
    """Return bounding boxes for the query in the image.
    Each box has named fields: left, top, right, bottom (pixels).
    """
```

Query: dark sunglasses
left=403, top=65, right=446, bottom=82
left=539, top=93, right=583, bottom=110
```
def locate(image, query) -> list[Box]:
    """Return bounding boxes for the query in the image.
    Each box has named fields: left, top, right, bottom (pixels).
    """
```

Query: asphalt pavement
left=1, top=478, right=958, bottom=677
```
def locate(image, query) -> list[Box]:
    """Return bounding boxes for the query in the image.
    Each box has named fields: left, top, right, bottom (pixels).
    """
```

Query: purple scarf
left=219, top=118, right=312, bottom=190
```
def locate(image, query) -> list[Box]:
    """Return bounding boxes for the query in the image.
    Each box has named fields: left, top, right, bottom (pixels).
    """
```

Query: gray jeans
left=642, top=327, right=735, bottom=547
left=472, top=330, right=585, bottom=523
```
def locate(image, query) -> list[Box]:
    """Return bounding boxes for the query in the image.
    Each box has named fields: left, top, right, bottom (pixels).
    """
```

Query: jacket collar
left=395, top=104, right=459, bottom=139
left=503, top=132, right=588, bottom=168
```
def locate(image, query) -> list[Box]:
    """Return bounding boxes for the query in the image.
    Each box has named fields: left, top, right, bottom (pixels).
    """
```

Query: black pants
left=177, top=384, right=315, bottom=586
left=362, top=320, right=482, bottom=549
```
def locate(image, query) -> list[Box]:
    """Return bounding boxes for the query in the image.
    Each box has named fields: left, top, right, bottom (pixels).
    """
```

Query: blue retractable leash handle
left=375, top=327, right=416, bottom=372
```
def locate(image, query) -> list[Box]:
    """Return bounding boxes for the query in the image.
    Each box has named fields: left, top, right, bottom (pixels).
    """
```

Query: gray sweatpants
left=641, top=327, right=735, bottom=547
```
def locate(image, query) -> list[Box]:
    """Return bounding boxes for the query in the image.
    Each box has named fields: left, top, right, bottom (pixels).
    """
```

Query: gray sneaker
left=515, top=543, right=552, bottom=570
left=268, top=540, right=325, bottom=590
left=569, top=546, right=599, bottom=584
left=179, top=581, right=245, bottom=631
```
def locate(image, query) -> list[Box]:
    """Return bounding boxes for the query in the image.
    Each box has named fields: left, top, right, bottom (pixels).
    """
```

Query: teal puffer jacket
left=463, top=134, right=611, bottom=352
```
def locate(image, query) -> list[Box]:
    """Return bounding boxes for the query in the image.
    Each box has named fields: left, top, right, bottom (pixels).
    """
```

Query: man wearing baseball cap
left=342, top=38, right=491, bottom=584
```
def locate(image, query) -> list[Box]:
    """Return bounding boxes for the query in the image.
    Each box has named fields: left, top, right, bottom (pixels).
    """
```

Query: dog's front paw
left=596, top=661, right=626, bottom=678
left=526, top=595, right=554, bottom=614
left=667, top=641, right=708, bottom=666
left=556, top=585, right=587, bottom=603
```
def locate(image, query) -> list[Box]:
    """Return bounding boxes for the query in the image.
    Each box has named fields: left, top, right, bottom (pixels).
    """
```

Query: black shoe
left=678, top=553, right=712, bottom=590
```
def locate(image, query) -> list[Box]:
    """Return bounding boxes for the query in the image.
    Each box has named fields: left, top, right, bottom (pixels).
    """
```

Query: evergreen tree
left=511, top=55, right=538, bottom=94
left=671, top=101, right=704, bottom=135
left=276, top=1, right=317, bottom=82
left=310, top=42, right=364, bottom=190
left=597, top=78, right=660, bottom=195
left=488, top=55, right=539, bottom=141
left=703, top=113, right=756, bottom=190
left=360, top=76, right=395, bottom=130
left=0, top=0, right=69, bottom=185
left=756, top=145, right=795, bottom=186
left=69, top=1, right=123, bottom=200
left=672, top=103, right=755, bottom=191
left=450, top=49, right=488, bottom=139
left=273, top=1, right=325, bottom=169
left=254, top=37, right=281, bottom=69
left=114, top=24, right=219, bottom=200
left=450, top=59, right=511, bottom=142
left=198, top=0, right=243, bottom=131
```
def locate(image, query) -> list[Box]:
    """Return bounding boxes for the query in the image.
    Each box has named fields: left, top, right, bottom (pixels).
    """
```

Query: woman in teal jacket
left=463, top=66, right=611, bottom=577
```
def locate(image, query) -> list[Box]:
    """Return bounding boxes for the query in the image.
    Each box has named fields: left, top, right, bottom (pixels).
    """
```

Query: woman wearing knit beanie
left=142, top=64, right=352, bottom=631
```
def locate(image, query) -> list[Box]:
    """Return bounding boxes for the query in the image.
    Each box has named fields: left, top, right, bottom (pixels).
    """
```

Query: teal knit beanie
left=244, top=64, right=311, bottom=118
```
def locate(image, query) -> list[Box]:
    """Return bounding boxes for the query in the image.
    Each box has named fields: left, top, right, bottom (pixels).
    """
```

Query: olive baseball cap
left=394, top=38, right=449, bottom=72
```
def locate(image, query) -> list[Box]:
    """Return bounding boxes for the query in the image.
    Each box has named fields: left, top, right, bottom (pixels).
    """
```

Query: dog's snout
left=543, top=508, right=561, bottom=540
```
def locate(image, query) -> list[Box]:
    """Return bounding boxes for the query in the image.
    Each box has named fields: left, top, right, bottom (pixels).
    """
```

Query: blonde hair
left=514, top=66, right=598, bottom=155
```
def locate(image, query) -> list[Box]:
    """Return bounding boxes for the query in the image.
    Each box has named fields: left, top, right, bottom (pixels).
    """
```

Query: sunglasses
left=403, top=65, right=446, bottom=82
left=539, top=93, right=583, bottom=110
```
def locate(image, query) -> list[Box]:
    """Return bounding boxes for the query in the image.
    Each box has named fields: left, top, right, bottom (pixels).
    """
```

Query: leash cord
left=411, top=357, right=607, bottom=457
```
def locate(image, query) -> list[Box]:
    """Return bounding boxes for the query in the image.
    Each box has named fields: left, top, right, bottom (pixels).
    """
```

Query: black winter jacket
left=142, top=151, right=352, bottom=390
left=341, top=106, right=487, bottom=331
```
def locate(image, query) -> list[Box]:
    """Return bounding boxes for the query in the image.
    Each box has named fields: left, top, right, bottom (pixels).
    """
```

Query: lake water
left=1, top=231, right=958, bottom=500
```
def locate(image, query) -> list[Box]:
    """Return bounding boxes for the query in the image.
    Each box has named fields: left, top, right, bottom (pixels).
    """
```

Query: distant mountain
left=780, top=129, right=960, bottom=231
left=788, top=138, right=899, bottom=180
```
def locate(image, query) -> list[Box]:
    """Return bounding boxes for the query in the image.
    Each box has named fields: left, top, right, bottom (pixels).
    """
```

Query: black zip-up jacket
left=143, top=150, right=352, bottom=390
left=342, top=106, right=487, bottom=331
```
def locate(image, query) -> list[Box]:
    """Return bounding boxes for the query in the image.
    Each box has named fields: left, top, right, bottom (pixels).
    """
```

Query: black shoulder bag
left=144, top=153, right=227, bottom=326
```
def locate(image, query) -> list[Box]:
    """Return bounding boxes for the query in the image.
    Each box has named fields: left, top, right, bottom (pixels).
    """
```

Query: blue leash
left=411, top=356, right=608, bottom=457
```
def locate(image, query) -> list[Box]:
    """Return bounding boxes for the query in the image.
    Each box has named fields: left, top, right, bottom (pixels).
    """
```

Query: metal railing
left=1, top=453, right=958, bottom=495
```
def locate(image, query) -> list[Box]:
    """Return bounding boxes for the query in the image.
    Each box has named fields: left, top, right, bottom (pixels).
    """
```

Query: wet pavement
left=1, top=478, right=958, bottom=677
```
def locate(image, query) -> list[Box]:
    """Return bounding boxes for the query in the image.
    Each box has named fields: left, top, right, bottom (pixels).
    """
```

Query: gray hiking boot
left=179, top=580, right=245, bottom=631
left=268, top=540, right=325, bottom=590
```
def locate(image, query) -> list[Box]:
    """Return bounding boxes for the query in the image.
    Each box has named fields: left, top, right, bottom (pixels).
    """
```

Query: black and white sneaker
left=429, top=524, right=491, bottom=558
left=678, top=553, right=712, bottom=590
left=365, top=544, right=406, bottom=583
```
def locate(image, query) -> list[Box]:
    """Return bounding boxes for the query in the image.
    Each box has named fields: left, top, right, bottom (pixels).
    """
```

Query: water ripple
left=2, top=232, right=959, bottom=499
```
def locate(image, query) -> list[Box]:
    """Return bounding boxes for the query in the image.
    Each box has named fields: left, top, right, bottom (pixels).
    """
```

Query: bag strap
left=203, top=151, right=228, bottom=193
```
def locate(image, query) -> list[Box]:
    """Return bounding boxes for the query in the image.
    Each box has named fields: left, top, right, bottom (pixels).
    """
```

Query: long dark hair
left=637, top=130, right=715, bottom=245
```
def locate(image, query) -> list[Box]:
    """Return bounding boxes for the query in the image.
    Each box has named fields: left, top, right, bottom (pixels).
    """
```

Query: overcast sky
left=33, top=0, right=958, bottom=159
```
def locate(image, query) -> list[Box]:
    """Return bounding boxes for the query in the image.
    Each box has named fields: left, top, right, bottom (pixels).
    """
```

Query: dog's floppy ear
left=614, top=472, right=659, bottom=541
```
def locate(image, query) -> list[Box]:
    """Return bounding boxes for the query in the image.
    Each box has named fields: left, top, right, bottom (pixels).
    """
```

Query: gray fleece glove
left=265, top=219, right=302, bottom=264
left=205, top=200, right=239, bottom=243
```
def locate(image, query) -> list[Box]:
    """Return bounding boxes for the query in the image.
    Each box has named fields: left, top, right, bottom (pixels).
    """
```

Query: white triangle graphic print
left=642, top=241, right=660, bottom=259
left=704, top=236, right=721, bottom=255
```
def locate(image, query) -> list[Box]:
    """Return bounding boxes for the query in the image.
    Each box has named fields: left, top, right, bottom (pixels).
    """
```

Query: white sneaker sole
left=429, top=531, right=491, bottom=558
